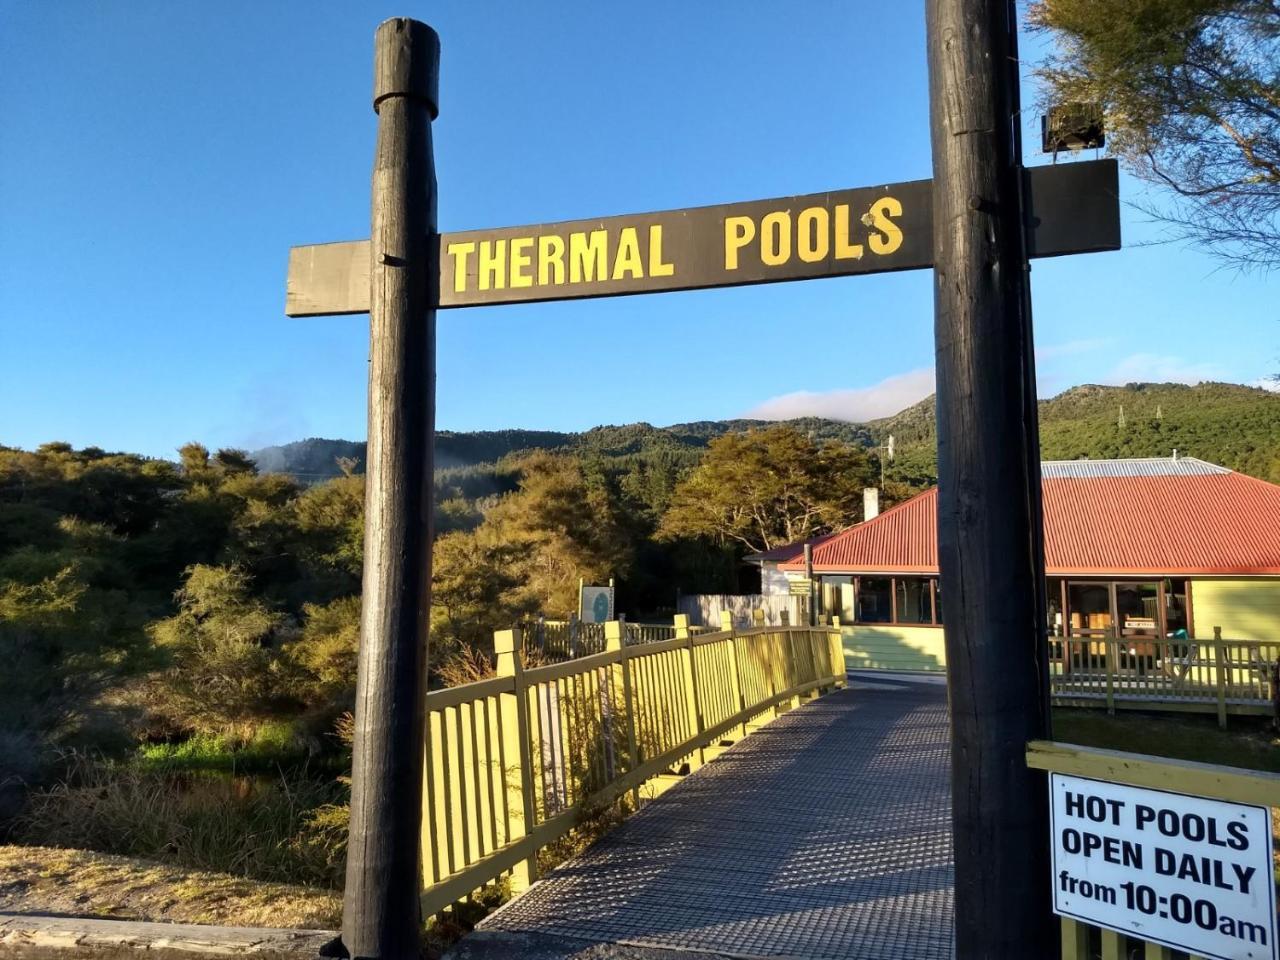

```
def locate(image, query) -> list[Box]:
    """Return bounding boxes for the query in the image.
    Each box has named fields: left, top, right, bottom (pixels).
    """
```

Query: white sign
left=1050, top=773, right=1277, bottom=960
left=579, top=585, right=614, bottom=624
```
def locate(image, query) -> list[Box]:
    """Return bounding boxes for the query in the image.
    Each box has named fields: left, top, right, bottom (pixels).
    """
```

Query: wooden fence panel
left=1049, top=635, right=1280, bottom=721
left=418, top=624, right=844, bottom=917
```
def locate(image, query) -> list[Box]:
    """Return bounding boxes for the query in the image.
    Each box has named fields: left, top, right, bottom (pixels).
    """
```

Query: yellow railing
left=419, top=614, right=845, bottom=917
left=1050, top=633, right=1280, bottom=726
left=1027, top=740, right=1280, bottom=960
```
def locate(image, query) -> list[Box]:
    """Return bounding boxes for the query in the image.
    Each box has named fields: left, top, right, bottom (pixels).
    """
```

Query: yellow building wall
left=842, top=625, right=946, bottom=673
left=1191, top=578, right=1280, bottom=641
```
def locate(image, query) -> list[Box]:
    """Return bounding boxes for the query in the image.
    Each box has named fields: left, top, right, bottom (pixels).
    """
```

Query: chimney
left=863, top=487, right=880, bottom=522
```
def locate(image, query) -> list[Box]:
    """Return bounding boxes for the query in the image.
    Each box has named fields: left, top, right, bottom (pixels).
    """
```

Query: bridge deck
left=452, top=677, right=954, bottom=960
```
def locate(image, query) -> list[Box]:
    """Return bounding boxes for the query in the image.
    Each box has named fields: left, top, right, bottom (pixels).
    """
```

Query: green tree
left=290, top=474, right=365, bottom=595
left=430, top=530, right=535, bottom=656
left=0, top=550, right=141, bottom=748
left=148, top=565, right=297, bottom=737
left=483, top=452, right=632, bottom=615
left=657, top=426, right=876, bottom=554
left=288, top=595, right=361, bottom=711
left=1030, top=0, right=1280, bottom=270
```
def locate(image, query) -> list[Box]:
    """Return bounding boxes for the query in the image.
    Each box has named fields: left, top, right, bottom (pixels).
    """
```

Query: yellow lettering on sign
left=724, top=216, right=755, bottom=270
left=868, top=197, right=904, bottom=255
left=570, top=230, right=607, bottom=283
left=447, top=241, right=476, bottom=293
left=612, top=227, right=644, bottom=280
left=509, top=237, right=534, bottom=288
left=834, top=205, right=864, bottom=260
left=479, top=239, right=507, bottom=291
left=797, top=207, right=829, bottom=263
left=760, top=211, right=791, bottom=266
left=538, top=235, right=565, bottom=285
left=648, top=225, right=674, bottom=277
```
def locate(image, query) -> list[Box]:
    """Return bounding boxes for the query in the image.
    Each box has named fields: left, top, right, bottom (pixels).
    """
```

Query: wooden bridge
left=449, top=675, right=953, bottom=960
left=422, top=621, right=1277, bottom=959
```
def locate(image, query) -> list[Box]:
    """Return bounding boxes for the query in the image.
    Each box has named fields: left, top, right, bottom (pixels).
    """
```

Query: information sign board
left=1050, top=773, right=1277, bottom=960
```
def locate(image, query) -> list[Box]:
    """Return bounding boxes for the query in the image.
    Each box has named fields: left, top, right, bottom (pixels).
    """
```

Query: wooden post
left=494, top=629, right=536, bottom=894
left=1214, top=626, right=1228, bottom=729
left=673, top=614, right=705, bottom=768
left=341, top=18, right=440, bottom=960
left=724, top=614, right=746, bottom=741
left=1099, top=928, right=1125, bottom=960
left=1105, top=638, right=1117, bottom=716
left=605, top=621, right=641, bottom=806
left=1271, top=657, right=1280, bottom=733
left=926, top=0, right=1053, bottom=956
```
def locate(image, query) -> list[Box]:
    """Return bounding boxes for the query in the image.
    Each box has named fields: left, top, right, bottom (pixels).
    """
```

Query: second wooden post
left=925, top=0, right=1054, bottom=955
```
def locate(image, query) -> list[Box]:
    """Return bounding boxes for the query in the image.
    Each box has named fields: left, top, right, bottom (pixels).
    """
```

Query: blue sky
left=1, top=2, right=1275, bottom=460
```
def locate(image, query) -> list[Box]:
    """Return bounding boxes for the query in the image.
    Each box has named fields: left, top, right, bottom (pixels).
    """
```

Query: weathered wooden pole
left=925, top=0, right=1053, bottom=956
left=341, top=18, right=439, bottom=960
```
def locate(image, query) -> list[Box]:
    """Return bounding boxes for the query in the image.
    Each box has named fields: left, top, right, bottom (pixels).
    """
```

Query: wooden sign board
left=286, top=159, right=1119, bottom=317
left=789, top=579, right=815, bottom=598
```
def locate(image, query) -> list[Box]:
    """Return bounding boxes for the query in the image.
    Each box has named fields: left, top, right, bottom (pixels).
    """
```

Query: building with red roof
left=756, top=456, right=1280, bottom=672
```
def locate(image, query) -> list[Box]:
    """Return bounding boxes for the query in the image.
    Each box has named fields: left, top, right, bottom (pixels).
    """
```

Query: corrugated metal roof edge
left=799, top=564, right=1280, bottom=576
left=804, top=565, right=938, bottom=574
left=776, top=490, right=937, bottom=570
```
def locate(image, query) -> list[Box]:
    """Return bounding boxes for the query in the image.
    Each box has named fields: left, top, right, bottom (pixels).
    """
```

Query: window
left=1115, top=583, right=1159, bottom=634
left=818, top=575, right=853, bottom=621
left=1067, top=583, right=1111, bottom=634
left=1163, top=579, right=1189, bottom=636
left=856, top=578, right=892, bottom=623
left=854, top=576, right=941, bottom=626
left=1047, top=577, right=1064, bottom=637
left=895, top=578, right=931, bottom=624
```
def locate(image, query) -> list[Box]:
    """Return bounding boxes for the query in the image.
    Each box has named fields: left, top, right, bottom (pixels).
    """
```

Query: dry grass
left=12, top=754, right=347, bottom=887
left=0, top=844, right=340, bottom=928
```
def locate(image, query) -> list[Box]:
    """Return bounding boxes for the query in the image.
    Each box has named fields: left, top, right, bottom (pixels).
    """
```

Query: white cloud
left=745, top=368, right=936, bottom=423
left=1035, top=338, right=1110, bottom=361
left=1249, top=376, right=1280, bottom=392
left=1103, top=353, right=1229, bottom=386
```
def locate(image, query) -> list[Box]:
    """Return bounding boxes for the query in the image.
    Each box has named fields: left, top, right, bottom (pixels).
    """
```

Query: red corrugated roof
left=745, top=533, right=837, bottom=564
left=778, top=469, right=1280, bottom=576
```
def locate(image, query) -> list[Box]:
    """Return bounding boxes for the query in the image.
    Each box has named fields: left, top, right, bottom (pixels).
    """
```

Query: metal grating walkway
left=451, top=677, right=954, bottom=960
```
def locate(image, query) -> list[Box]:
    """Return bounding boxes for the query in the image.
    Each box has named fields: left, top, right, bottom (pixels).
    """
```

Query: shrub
left=14, top=753, right=346, bottom=888
left=147, top=565, right=301, bottom=737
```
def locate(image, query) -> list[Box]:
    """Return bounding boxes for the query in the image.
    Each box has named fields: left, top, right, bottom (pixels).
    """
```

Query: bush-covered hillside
left=252, top=418, right=876, bottom=485
left=869, top=382, right=1280, bottom=483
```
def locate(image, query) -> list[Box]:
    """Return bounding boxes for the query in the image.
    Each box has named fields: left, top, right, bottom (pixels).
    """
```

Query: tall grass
left=14, top=752, right=347, bottom=888
left=135, top=721, right=329, bottom=774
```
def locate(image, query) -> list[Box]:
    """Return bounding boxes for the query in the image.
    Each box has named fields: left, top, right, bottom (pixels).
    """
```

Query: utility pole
left=925, top=0, right=1053, bottom=956
left=341, top=18, right=440, bottom=960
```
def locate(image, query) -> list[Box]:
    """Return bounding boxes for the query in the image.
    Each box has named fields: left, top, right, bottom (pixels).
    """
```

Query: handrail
left=419, top=621, right=845, bottom=917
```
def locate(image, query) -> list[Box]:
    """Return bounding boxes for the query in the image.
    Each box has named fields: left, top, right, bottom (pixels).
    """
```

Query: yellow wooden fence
left=418, top=613, right=845, bottom=916
left=1027, top=740, right=1280, bottom=960
left=1050, top=632, right=1280, bottom=726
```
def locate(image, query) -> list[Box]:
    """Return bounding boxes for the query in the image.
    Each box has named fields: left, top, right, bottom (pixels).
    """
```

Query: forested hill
left=869, top=382, right=1280, bottom=483
left=253, top=381, right=1280, bottom=485
left=252, top=417, right=876, bottom=483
